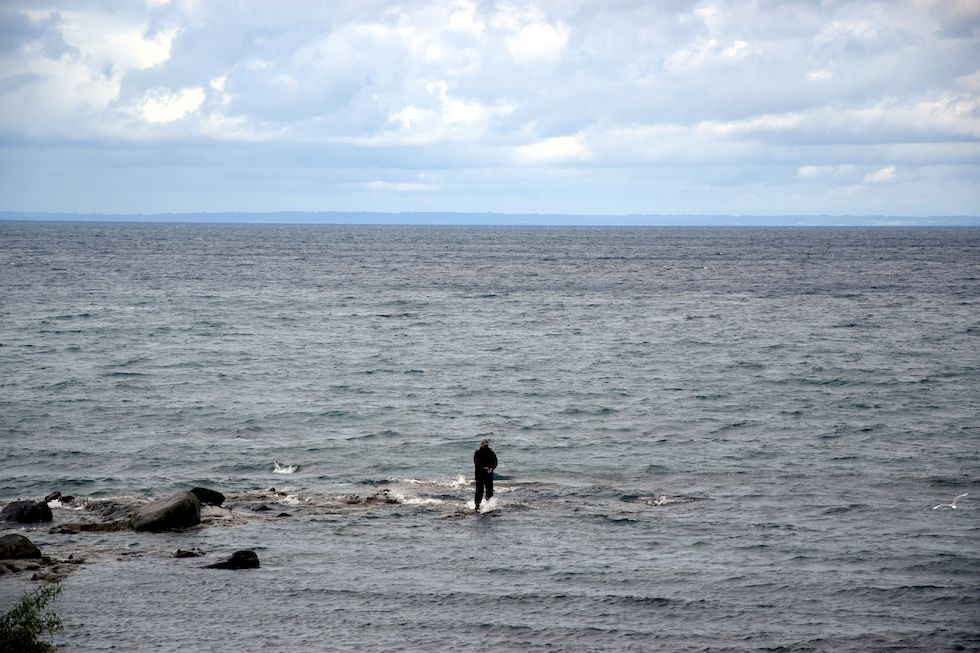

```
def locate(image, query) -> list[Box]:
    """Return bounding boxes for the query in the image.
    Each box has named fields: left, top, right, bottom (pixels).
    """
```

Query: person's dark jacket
left=474, top=447, right=497, bottom=475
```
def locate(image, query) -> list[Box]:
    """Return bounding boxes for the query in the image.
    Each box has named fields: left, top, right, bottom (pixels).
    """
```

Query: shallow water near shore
left=2, top=223, right=979, bottom=651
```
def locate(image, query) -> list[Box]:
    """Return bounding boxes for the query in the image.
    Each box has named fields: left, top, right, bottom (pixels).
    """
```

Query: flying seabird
left=932, top=493, right=968, bottom=509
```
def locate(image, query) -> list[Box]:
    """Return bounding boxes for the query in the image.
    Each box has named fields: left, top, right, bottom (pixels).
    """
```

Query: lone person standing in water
left=474, top=438, right=498, bottom=511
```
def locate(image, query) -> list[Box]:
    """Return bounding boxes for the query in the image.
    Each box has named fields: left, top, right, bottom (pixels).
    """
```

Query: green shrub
left=0, top=583, right=63, bottom=653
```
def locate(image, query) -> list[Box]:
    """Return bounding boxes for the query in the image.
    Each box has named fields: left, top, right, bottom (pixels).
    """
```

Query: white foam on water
left=392, top=492, right=445, bottom=506
left=643, top=494, right=678, bottom=506
left=272, top=461, right=297, bottom=474
left=49, top=499, right=84, bottom=511
left=467, top=496, right=500, bottom=513
left=393, top=475, right=471, bottom=489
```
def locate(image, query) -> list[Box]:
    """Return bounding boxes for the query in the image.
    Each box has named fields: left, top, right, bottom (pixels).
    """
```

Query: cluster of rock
left=1, top=499, right=54, bottom=524
left=0, top=532, right=81, bottom=582
left=2, top=486, right=260, bottom=580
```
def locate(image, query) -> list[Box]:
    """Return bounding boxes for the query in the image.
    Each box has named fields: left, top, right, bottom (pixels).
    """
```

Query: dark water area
left=1, top=222, right=978, bottom=651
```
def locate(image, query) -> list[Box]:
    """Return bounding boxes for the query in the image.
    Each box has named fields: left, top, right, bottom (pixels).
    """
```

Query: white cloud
left=864, top=166, right=897, bottom=183
left=816, top=20, right=879, bottom=48
left=448, top=1, right=485, bottom=35
left=797, top=164, right=856, bottom=179
left=373, top=81, right=514, bottom=145
left=427, top=81, right=487, bottom=125
left=516, top=135, right=590, bottom=164
left=364, top=180, right=434, bottom=192
left=138, top=87, right=206, bottom=123
left=700, top=113, right=805, bottom=138
left=665, top=36, right=752, bottom=73
left=724, top=40, right=749, bottom=57
left=0, top=8, right=183, bottom=137
left=506, top=21, right=569, bottom=65
left=54, top=11, right=177, bottom=71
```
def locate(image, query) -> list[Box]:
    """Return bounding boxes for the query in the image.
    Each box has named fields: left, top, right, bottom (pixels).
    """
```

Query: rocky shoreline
left=0, top=484, right=416, bottom=585
left=1, top=486, right=267, bottom=584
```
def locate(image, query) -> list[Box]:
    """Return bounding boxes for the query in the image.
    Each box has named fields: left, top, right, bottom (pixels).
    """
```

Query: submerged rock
left=1, top=500, right=53, bottom=523
left=173, top=548, right=207, bottom=558
left=0, top=533, right=42, bottom=559
left=205, top=550, right=260, bottom=570
left=190, top=487, right=226, bottom=507
left=130, top=491, right=201, bottom=532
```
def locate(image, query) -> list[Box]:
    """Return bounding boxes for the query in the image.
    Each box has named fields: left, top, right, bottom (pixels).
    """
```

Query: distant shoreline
left=1, top=211, right=978, bottom=227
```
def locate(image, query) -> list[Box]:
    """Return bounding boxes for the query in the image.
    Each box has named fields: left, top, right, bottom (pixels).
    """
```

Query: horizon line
left=1, top=210, right=978, bottom=227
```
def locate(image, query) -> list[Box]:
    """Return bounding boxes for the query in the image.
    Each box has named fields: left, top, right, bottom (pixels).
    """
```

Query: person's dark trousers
left=475, top=470, right=494, bottom=508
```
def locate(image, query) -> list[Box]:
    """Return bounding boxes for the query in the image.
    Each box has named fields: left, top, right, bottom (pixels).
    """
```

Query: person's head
left=480, top=438, right=489, bottom=449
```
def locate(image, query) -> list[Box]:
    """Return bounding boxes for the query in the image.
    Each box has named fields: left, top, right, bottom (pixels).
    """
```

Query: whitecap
left=273, top=461, right=297, bottom=474
left=644, top=494, right=677, bottom=506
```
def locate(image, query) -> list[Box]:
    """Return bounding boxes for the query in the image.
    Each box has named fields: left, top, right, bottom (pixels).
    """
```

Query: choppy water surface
left=1, top=223, right=978, bottom=652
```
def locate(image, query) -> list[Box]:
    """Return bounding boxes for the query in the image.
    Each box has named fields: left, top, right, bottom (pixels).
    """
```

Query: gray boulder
left=189, top=487, right=225, bottom=507
left=129, top=491, right=201, bottom=532
left=0, top=534, right=42, bottom=559
left=205, top=550, right=260, bottom=569
left=1, top=500, right=53, bottom=523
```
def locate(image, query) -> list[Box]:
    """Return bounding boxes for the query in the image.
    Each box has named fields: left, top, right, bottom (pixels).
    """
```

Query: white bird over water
left=932, top=493, right=968, bottom=509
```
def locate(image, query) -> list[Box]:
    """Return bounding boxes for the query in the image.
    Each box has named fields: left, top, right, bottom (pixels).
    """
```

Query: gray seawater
left=1, top=222, right=979, bottom=652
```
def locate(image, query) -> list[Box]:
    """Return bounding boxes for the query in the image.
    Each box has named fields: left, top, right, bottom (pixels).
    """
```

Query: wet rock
left=173, top=548, right=207, bottom=558
left=253, top=504, right=272, bottom=512
left=190, top=487, right=226, bottom=507
left=52, top=521, right=129, bottom=534
left=44, top=491, right=62, bottom=503
left=0, top=533, right=42, bottom=559
left=84, top=498, right=139, bottom=521
left=130, top=491, right=201, bottom=532
left=205, top=550, right=260, bottom=570
left=1, top=500, right=53, bottom=523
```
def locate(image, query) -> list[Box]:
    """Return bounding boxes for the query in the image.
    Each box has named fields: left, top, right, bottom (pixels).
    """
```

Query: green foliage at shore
left=0, top=583, right=63, bottom=653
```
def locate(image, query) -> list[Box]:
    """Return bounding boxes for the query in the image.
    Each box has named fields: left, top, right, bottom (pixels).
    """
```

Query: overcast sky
left=1, top=0, right=978, bottom=216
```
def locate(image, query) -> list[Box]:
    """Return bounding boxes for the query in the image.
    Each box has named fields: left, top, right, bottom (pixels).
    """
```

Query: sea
left=1, top=221, right=978, bottom=652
